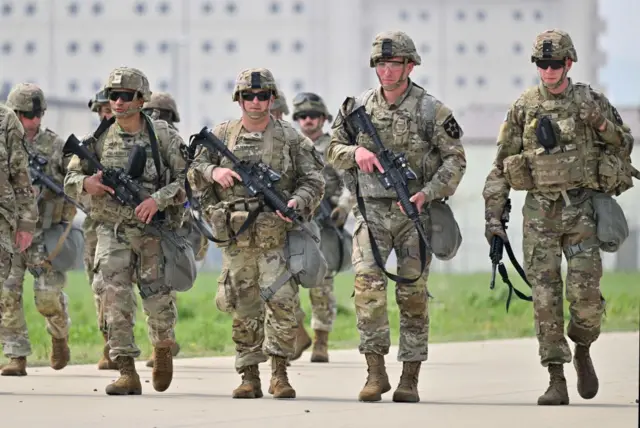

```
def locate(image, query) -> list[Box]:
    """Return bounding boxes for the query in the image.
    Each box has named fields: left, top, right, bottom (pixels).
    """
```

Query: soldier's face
left=537, top=58, right=572, bottom=85
left=375, top=57, right=414, bottom=87
left=99, top=105, right=113, bottom=120
left=18, top=111, right=43, bottom=132
left=240, top=90, right=273, bottom=119
left=296, top=113, right=325, bottom=136
left=109, top=89, right=143, bottom=117
left=271, top=110, right=284, bottom=120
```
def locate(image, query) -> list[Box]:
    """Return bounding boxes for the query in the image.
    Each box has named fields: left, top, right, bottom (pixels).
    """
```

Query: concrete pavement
left=1, top=332, right=637, bottom=427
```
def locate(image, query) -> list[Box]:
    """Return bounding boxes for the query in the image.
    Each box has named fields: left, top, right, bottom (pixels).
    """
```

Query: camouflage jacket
left=482, top=79, right=634, bottom=220
left=188, top=117, right=325, bottom=218
left=326, top=81, right=466, bottom=202
left=0, top=105, right=37, bottom=251
left=27, top=127, right=77, bottom=230
left=64, top=117, right=187, bottom=228
left=314, top=132, right=352, bottom=210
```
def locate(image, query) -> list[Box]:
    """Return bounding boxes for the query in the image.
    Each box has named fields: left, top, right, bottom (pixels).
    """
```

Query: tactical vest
left=351, top=84, right=437, bottom=199
left=315, top=133, right=342, bottom=205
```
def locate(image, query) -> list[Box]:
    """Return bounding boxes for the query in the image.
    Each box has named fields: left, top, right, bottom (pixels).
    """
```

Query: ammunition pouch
left=503, top=154, right=534, bottom=191
left=229, top=211, right=253, bottom=247
left=208, top=206, right=232, bottom=247
left=215, top=268, right=235, bottom=313
left=427, top=199, right=462, bottom=261
left=42, top=222, right=85, bottom=272
left=530, top=144, right=583, bottom=188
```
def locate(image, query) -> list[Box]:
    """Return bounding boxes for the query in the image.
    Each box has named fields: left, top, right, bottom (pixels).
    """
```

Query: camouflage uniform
left=482, top=30, right=634, bottom=405
left=327, top=31, right=466, bottom=403
left=270, top=89, right=290, bottom=120
left=64, top=67, right=187, bottom=395
left=0, top=84, right=74, bottom=375
left=290, top=92, right=353, bottom=363
left=0, top=104, right=38, bottom=375
left=189, top=68, right=325, bottom=399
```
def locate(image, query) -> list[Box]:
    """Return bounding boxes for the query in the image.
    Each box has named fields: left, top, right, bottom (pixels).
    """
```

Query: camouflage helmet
left=104, top=67, right=152, bottom=102
left=370, top=30, right=421, bottom=67
left=292, top=92, right=333, bottom=122
left=88, top=89, right=109, bottom=112
left=232, top=68, right=279, bottom=102
left=5, top=83, right=47, bottom=113
left=143, top=91, right=180, bottom=122
left=531, top=29, right=578, bottom=63
left=271, top=89, right=289, bottom=115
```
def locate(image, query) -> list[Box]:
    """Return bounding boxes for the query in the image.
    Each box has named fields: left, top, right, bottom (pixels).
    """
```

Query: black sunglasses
left=20, top=110, right=44, bottom=119
left=535, top=59, right=565, bottom=70
left=293, top=92, right=321, bottom=105
left=294, top=111, right=322, bottom=120
left=108, top=91, right=137, bottom=102
left=240, top=91, right=272, bottom=101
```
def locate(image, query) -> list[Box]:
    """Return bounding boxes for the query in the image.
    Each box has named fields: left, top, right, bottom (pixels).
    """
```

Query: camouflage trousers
left=0, top=229, right=69, bottom=358
left=217, top=244, right=298, bottom=372
left=92, top=223, right=177, bottom=360
left=294, top=274, right=336, bottom=332
left=82, top=215, right=105, bottom=332
left=352, top=198, right=431, bottom=362
left=523, top=192, right=604, bottom=367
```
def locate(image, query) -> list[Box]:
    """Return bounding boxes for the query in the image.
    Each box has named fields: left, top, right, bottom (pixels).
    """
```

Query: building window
left=293, top=1, right=304, bottom=14
left=201, top=40, right=213, bottom=53
left=420, top=43, right=430, bottom=55
left=455, top=76, right=466, bottom=87
left=398, top=9, right=408, bottom=21
left=476, top=10, right=486, bottom=21
left=201, top=1, right=213, bottom=14
left=293, top=80, right=304, bottom=92
left=92, top=2, right=103, bottom=15
left=225, top=40, right=237, bottom=53
left=67, top=41, right=79, bottom=55
left=513, top=42, right=522, bottom=55
left=25, top=2, right=36, bottom=16
left=476, top=42, right=486, bottom=55
left=68, top=79, right=79, bottom=93
left=513, top=76, right=523, bottom=88
left=134, top=1, right=145, bottom=15
left=157, top=1, right=170, bottom=14
left=2, top=81, right=13, bottom=96
left=477, top=76, right=486, bottom=87
left=456, top=10, right=465, bottom=21
left=24, top=41, right=36, bottom=55
left=134, top=41, right=147, bottom=54
left=158, top=41, right=169, bottom=54
left=158, top=80, right=169, bottom=91
left=68, top=2, right=78, bottom=16
left=512, top=10, right=522, bottom=21
left=419, top=10, right=429, bottom=21
left=225, top=1, right=236, bottom=14
left=269, top=40, right=280, bottom=53
left=1, top=42, right=11, bottom=55
left=292, top=40, right=304, bottom=53
left=533, top=10, right=543, bottom=21
left=201, top=79, right=213, bottom=92
left=226, top=80, right=235, bottom=92
left=92, top=41, right=103, bottom=54
left=93, top=80, right=102, bottom=92
left=419, top=76, right=429, bottom=87
left=456, top=43, right=466, bottom=54
left=269, top=2, right=280, bottom=13
left=1, top=3, right=12, bottom=16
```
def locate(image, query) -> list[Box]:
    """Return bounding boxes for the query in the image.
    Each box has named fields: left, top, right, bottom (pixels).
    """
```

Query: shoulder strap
left=226, top=120, right=243, bottom=151
left=420, top=92, right=437, bottom=142
left=354, top=88, right=375, bottom=110
left=143, top=115, right=163, bottom=191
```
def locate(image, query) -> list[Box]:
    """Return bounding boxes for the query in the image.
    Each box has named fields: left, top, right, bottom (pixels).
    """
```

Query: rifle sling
left=495, top=238, right=533, bottom=312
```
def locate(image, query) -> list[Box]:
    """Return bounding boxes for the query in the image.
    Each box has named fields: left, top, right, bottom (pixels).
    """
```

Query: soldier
left=326, top=31, right=466, bottom=403
left=289, top=92, right=352, bottom=363
left=188, top=68, right=325, bottom=399
left=482, top=29, right=634, bottom=405
left=0, top=84, right=76, bottom=376
left=270, top=89, right=289, bottom=120
left=86, top=89, right=118, bottom=371
left=64, top=67, right=187, bottom=395
left=0, top=105, right=37, bottom=371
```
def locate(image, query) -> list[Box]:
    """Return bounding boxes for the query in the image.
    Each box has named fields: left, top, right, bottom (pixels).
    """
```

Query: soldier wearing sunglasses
left=483, top=29, right=634, bottom=405
left=1, top=83, right=76, bottom=376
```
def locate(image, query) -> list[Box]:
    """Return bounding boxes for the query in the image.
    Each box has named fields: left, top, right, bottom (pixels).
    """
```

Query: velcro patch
left=443, top=114, right=463, bottom=139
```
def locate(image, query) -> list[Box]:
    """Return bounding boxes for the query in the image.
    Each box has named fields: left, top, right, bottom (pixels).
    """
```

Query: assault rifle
left=63, top=134, right=185, bottom=250
left=189, top=127, right=320, bottom=243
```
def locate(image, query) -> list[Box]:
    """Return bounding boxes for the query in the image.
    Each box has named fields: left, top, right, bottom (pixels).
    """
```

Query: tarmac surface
left=1, top=332, right=637, bottom=428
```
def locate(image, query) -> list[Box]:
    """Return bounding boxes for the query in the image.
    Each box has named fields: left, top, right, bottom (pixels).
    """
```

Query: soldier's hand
left=330, top=206, right=348, bottom=227
left=398, top=191, right=427, bottom=215
left=484, top=217, right=508, bottom=245
left=276, top=199, right=297, bottom=223
left=355, top=147, right=384, bottom=174
left=15, top=231, right=33, bottom=253
left=211, top=167, right=242, bottom=189
left=83, top=171, right=114, bottom=196
left=579, top=101, right=606, bottom=130
left=135, top=197, right=159, bottom=224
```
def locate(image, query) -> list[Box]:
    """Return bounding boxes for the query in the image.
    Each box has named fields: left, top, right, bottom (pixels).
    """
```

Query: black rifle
left=189, top=127, right=320, bottom=243
left=345, top=105, right=431, bottom=284
left=64, top=134, right=185, bottom=249
left=488, top=198, right=532, bottom=312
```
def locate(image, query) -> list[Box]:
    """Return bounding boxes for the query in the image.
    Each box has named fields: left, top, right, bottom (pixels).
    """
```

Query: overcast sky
left=599, top=0, right=640, bottom=105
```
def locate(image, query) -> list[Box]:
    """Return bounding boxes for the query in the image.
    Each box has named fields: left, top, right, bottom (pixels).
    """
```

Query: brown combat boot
left=146, top=342, right=180, bottom=368
left=268, top=356, right=296, bottom=399
left=1, top=357, right=27, bottom=376
left=392, top=361, right=421, bottom=403
left=290, top=324, right=312, bottom=362
left=98, top=333, right=118, bottom=370
left=105, top=356, right=142, bottom=395
left=152, top=346, right=173, bottom=392
left=537, top=364, right=569, bottom=405
left=358, top=353, right=392, bottom=402
left=574, top=344, right=599, bottom=399
left=50, top=336, right=70, bottom=370
left=310, top=330, right=329, bottom=363
left=232, top=365, right=263, bottom=399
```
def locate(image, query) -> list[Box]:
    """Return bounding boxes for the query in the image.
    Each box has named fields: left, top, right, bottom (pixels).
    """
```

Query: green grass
left=15, top=269, right=640, bottom=366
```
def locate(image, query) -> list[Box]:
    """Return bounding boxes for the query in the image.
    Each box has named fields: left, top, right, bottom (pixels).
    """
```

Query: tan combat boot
left=537, top=364, right=569, bottom=405
left=1, top=357, right=27, bottom=376
left=98, top=333, right=118, bottom=370
left=392, top=361, right=421, bottom=403
left=146, top=342, right=180, bottom=368
left=50, top=336, right=70, bottom=370
left=290, top=324, right=312, bottom=362
left=151, top=346, right=173, bottom=392
left=105, top=356, right=142, bottom=395
left=310, top=330, right=329, bottom=363
left=232, top=365, right=263, bottom=399
left=574, top=344, right=599, bottom=399
left=268, top=356, right=296, bottom=399
left=358, top=353, right=392, bottom=402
